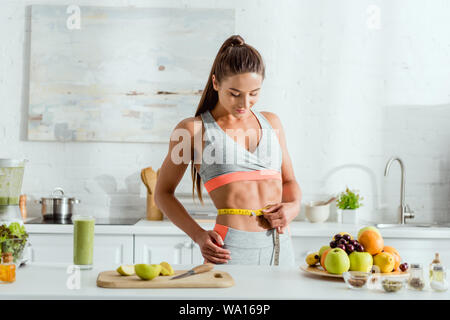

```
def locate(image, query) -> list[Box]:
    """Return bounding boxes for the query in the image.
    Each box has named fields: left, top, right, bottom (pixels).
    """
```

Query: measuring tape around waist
left=217, top=208, right=265, bottom=216
left=217, top=207, right=280, bottom=265
left=273, top=228, right=280, bottom=266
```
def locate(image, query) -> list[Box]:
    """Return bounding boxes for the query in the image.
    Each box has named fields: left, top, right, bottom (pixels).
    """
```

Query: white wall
left=1, top=0, right=449, bottom=223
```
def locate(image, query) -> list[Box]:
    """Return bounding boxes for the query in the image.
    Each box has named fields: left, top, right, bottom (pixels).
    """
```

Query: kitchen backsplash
left=1, top=0, right=449, bottom=224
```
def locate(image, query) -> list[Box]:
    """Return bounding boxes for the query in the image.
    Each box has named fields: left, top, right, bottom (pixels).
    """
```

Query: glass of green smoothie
left=72, top=215, right=95, bottom=270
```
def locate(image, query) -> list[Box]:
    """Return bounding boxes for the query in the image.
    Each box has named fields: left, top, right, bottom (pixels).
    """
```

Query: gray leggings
left=222, top=226, right=296, bottom=266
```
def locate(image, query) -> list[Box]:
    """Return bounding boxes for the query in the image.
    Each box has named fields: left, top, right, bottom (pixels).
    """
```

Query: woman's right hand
left=195, top=230, right=231, bottom=264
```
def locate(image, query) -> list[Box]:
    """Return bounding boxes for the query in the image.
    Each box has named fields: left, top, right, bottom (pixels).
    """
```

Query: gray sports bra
left=199, top=110, right=282, bottom=193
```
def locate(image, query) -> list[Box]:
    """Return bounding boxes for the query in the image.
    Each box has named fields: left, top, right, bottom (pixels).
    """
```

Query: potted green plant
left=336, top=187, right=363, bottom=224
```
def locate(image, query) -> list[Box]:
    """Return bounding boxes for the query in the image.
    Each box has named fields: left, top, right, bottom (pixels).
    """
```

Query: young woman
left=155, top=35, right=301, bottom=266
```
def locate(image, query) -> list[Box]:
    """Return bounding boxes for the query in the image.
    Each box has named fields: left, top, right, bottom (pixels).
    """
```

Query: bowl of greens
left=0, top=222, right=29, bottom=267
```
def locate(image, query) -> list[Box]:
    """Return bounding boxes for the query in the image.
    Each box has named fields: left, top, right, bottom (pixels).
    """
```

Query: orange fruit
left=358, top=230, right=384, bottom=255
left=357, top=226, right=381, bottom=240
left=383, top=246, right=401, bottom=271
left=320, top=249, right=331, bottom=271
left=382, top=246, right=399, bottom=257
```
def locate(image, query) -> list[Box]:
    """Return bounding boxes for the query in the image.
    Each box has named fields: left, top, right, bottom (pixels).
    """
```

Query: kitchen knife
left=170, top=263, right=214, bottom=280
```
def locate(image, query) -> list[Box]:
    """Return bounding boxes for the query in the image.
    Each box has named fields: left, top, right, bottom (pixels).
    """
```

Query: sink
left=375, top=223, right=450, bottom=228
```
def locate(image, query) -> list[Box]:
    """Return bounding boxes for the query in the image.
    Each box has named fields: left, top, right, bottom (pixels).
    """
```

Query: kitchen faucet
left=384, top=157, right=415, bottom=224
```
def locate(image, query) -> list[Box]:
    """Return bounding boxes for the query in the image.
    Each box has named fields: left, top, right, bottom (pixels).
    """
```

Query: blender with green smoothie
left=0, top=159, right=27, bottom=224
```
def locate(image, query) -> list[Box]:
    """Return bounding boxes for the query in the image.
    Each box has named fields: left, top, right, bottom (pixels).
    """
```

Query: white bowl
left=305, top=201, right=330, bottom=223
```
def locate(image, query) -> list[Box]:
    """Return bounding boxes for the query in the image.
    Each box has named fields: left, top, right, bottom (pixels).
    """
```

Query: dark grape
left=355, top=244, right=364, bottom=252
left=337, top=244, right=346, bottom=251
left=342, top=234, right=351, bottom=241
left=334, top=234, right=342, bottom=241
left=399, top=263, right=409, bottom=272
left=338, top=238, right=347, bottom=245
left=345, top=244, right=355, bottom=254
left=329, top=241, right=337, bottom=248
left=349, top=239, right=358, bottom=246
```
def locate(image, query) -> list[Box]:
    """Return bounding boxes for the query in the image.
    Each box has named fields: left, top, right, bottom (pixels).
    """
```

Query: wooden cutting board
left=97, top=269, right=235, bottom=288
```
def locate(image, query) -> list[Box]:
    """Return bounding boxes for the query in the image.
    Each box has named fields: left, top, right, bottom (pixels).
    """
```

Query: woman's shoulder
left=172, top=116, right=203, bottom=135
left=259, top=111, right=283, bottom=129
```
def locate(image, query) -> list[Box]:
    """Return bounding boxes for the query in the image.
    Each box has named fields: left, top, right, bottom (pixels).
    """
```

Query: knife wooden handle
left=192, top=263, right=214, bottom=274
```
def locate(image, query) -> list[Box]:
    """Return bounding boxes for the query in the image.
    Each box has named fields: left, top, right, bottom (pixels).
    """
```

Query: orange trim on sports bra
left=203, top=170, right=282, bottom=193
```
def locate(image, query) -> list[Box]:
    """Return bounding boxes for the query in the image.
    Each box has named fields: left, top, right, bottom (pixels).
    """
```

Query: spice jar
left=430, top=265, right=448, bottom=292
left=429, top=253, right=441, bottom=280
left=408, top=263, right=425, bottom=291
left=0, top=252, right=16, bottom=283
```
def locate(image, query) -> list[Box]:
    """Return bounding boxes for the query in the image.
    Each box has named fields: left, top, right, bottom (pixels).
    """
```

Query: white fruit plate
left=300, top=265, right=410, bottom=279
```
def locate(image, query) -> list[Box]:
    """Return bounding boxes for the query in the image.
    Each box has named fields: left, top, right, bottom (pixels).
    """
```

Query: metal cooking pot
left=36, top=187, right=80, bottom=220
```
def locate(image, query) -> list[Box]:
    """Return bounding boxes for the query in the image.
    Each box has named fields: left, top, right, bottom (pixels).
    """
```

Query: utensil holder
left=146, top=192, right=163, bottom=221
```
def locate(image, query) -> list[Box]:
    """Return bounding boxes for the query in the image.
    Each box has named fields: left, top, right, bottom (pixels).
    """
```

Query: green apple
left=349, top=251, right=373, bottom=272
left=135, top=264, right=162, bottom=280
left=324, top=248, right=350, bottom=274
left=116, top=265, right=135, bottom=276
left=318, top=245, right=331, bottom=258
left=357, top=226, right=381, bottom=240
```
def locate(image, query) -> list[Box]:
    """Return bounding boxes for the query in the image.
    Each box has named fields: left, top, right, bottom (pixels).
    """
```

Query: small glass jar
left=430, top=265, right=448, bottom=292
left=0, top=252, right=16, bottom=283
left=429, top=253, right=441, bottom=280
left=408, top=263, right=426, bottom=291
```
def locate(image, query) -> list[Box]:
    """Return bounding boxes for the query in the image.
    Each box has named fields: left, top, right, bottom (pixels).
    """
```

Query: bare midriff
left=209, top=179, right=282, bottom=232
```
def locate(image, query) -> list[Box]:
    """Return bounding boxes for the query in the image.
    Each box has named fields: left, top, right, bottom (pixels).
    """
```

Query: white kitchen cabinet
left=27, top=223, right=450, bottom=269
left=27, top=233, right=134, bottom=265
left=134, top=235, right=193, bottom=265
left=192, top=242, right=205, bottom=265
left=94, top=234, right=134, bottom=265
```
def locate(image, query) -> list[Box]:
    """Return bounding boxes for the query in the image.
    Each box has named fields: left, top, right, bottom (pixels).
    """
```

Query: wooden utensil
left=323, top=196, right=337, bottom=205
left=141, top=166, right=163, bottom=220
left=144, top=167, right=157, bottom=193
left=140, top=170, right=151, bottom=194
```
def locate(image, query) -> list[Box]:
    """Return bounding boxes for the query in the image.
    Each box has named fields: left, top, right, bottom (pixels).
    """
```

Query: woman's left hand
left=261, top=202, right=299, bottom=234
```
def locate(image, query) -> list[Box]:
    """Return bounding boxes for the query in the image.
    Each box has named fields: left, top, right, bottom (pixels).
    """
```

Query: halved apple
left=116, top=265, right=135, bottom=276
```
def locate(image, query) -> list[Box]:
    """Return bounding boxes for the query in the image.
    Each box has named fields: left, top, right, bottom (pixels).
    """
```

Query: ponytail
left=191, top=35, right=266, bottom=203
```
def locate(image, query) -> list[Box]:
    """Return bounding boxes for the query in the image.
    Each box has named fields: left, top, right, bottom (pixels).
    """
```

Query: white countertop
left=24, top=218, right=450, bottom=239
left=1, top=263, right=447, bottom=300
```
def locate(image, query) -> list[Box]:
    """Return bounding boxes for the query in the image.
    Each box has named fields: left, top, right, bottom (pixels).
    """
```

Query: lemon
left=373, top=252, right=395, bottom=273
left=116, top=265, right=135, bottom=276
left=159, top=261, right=175, bottom=276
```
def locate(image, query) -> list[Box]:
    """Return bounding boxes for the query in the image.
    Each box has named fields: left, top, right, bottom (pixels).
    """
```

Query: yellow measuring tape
left=217, top=208, right=265, bottom=216
left=216, top=206, right=280, bottom=266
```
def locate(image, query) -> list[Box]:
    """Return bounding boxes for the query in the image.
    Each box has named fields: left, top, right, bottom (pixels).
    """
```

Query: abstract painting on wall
left=28, top=5, right=235, bottom=142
